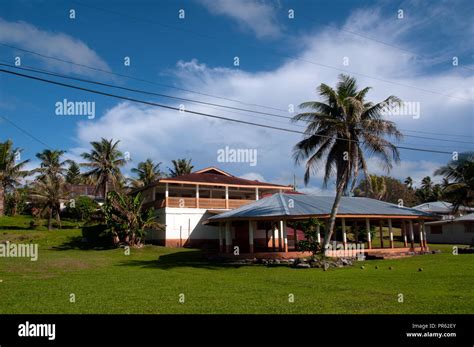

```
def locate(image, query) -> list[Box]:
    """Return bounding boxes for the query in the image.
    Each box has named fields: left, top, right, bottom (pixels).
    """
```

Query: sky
left=0, top=0, right=473, bottom=195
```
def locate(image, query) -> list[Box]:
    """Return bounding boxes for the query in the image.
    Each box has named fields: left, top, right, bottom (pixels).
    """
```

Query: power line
left=0, top=67, right=456, bottom=155
left=0, top=42, right=288, bottom=114
left=69, top=0, right=474, bottom=103
left=2, top=61, right=472, bottom=146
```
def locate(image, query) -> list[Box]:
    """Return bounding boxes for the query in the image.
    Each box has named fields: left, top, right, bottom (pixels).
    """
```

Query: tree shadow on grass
left=51, top=236, right=116, bottom=251
left=116, top=249, right=250, bottom=270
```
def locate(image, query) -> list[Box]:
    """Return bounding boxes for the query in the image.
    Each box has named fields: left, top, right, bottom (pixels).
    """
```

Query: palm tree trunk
left=0, top=186, right=4, bottom=216
left=323, top=171, right=348, bottom=250
left=48, top=208, right=53, bottom=231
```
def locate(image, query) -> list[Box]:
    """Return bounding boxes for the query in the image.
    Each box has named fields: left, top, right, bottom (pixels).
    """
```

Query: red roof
left=159, top=167, right=292, bottom=189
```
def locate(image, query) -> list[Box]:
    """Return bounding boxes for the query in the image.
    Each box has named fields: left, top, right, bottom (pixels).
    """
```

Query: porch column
left=272, top=224, right=277, bottom=251
left=316, top=224, right=321, bottom=244
left=255, top=187, right=259, bottom=200
left=379, top=220, right=384, bottom=248
left=249, top=220, right=254, bottom=254
left=225, top=186, right=229, bottom=209
left=279, top=220, right=284, bottom=251
left=419, top=220, right=424, bottom=250
left=165, top=182, right=169, bottom=206
left=342, top=218, right=347, bottom=250
left=196, top=184, right=199, bottom=208
left=409, top=220, right=415, bottom=249
left=218, top=222, right=224, bottom=253
left=282, top=220, right=288, bottom=253
left=294, top=224, right=298, bottom=251
left=225, top=221, right=232, bottom=253
left=365, top=218, right=372, bottom=249
left=402, top=220, right=408, bottom=247
left=354, top=221, right=359, bottom=243
left=422, top=220, right=428, bottom=249
left=388, top=219, right=394, bottom=248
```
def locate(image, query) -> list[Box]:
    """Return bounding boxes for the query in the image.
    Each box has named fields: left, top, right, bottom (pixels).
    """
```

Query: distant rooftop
left=413, top=201, right=474, bottom=214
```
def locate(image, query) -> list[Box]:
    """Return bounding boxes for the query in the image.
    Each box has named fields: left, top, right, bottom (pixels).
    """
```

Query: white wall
left=426, top=222, right=474, bottom=245
left=163, top=208, right=218, bottom=241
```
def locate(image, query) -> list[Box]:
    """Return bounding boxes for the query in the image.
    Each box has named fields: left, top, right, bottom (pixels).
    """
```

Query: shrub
left=63, top=196, right=99, bottom=221
left=81, top=224, right=111, bottom=245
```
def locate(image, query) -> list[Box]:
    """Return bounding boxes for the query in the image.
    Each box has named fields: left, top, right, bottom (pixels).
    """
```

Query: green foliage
left=355, top=174, right=419, bottom=206
left=66, top=161, right=82, bottom=184
left=296, top=218, right=323, bottom=258
left=103, top=191, right=163, bottom=246
left=168, top=158, right=193, bottom=177
left=81, top=223, right=110, bottom=245
left=5, top=189, right=28, bottom=216
left=63, top=196, right=99, bottom=221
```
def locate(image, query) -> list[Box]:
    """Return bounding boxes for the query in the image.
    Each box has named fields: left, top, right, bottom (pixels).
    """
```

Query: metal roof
left=207, top=192, right=436, bottom=222
left=454, top=213, right=474, bottom=222
left=412, top=201, right=474, bottom=214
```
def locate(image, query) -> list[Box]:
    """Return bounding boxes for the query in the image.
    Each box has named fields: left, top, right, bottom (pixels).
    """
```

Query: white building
left=425, top=213, right=474, bottom=245
left=131, top=167, right=293, bottom=248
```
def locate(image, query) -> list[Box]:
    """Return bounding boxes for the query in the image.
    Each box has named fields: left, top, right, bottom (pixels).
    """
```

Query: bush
left=81, top=224, right=111, bottom=245
left=63, top=196, right=99, bottom=221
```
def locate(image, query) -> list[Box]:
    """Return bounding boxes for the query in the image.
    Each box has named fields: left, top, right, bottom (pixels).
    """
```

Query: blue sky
left=0, top=0, right=473, bottom=194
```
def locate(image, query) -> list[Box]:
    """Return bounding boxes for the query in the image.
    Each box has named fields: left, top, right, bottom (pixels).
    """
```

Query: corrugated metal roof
left=413, top=201, right=474, bottom=214
left=454, top=213, right=474, bottom=222
left=208, top=192, right=435, bottom=221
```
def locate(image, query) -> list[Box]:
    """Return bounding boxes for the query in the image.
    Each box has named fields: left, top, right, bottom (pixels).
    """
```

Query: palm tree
left=292, top=74, right=402, bottom=248
left=65, top=161, right=82, bottom=184
left=130, top=159, right=163, bottom=187
left=0, top=140, right=30, bottom=216
left=367, top=175, right=387, bottom=200
left=404, top=176, right=414, bottom=190
left=435, top=152, right=474, bottom=211
left=168, top=158, right=194, bottom=177
left=81, top=138, right=126, bottom=198
left=420, top=176, right=433, bottom=191
left=34, top=149, right=68, bottom=179
left=30, top=174, right=69, bottom=230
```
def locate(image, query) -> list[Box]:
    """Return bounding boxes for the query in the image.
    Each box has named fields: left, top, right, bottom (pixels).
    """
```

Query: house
left=412, top=201, right=474, bottom=220
left=425, top=213, right=474, bottom=245
left=205, top=192, right=437, bottom=258
left=132, top=167, right=293, bottom=247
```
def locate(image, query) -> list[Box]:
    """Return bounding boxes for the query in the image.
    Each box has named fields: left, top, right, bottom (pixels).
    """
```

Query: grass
left=0, top=215, right=473, bottom=314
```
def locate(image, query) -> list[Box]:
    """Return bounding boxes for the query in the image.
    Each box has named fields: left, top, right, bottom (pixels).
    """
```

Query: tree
left=415, top=176, right=439, bottom=203
left=0, top=140, right=30, bottom=216
left=168, top=158, right=194, bottom=177
left=102, top=191, right=163, bottom=246
left=435, top=152, right=474, bottom=211
left=34, top=149, right=68, bottom=179
left=130, top=159, right=163, bottom=188
left=81, top=138, right=126, bottom=198
left=404, top=176, right=413, bottom=190
left=292, top=74, right=402, bottom=249
left=30, top=174, right=69, bottom=230
left=66, top=161, right=82, bottom=184
left=296, top=218, right=323, bottom=259
left=354, top=175, right=418, bottom=206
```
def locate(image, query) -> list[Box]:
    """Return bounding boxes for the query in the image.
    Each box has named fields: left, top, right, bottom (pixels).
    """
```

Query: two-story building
left=133, top=167, right=293, bottom=248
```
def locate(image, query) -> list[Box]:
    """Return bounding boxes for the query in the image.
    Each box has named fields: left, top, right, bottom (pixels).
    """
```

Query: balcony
left=148, top=197, right=255, bottom=210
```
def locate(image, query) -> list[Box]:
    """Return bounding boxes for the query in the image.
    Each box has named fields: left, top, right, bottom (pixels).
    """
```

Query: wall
left=426, top=222, right=474, bottom=245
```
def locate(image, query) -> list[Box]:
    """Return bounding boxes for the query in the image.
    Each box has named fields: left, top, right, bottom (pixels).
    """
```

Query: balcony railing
left=148, top=197, right=255, bottom=210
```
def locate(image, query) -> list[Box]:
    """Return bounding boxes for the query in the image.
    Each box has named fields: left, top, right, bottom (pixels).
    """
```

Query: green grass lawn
left=0, top=215, right=473, bottom=314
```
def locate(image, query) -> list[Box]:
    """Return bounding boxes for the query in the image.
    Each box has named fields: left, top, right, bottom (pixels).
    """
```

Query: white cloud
left=71, top=6, right=473, bottom=195
left=0, top=17, right=110, bottom=76
left=197, top=0, right=282, bottom=39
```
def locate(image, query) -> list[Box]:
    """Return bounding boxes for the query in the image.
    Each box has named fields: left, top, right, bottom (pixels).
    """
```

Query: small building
left=206, top=192, right=437, bottom=258
left=425, top=213, right=474, bottom=245
left=412, top=201, right=474, bottom=220
left=132, top=167, right=293, bottom=247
